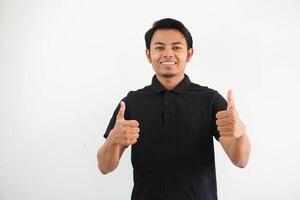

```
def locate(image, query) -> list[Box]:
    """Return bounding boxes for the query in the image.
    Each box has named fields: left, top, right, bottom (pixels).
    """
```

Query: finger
left=124, top=132, right=139, bottom=140
left=123, top=120, right=139, bottom=127
left=129, top=138, right=138, bottom=145
left=126, top=127, right=140, bottom=135
left=216, top=118, right=231, bottom=126
left=227, top=89, right=235, bottom=110
left=116, top=101, right=126, bottom=120
left=216, top=110, right=230, bottom=119
left=130, top=139, right=138, bottom=145
left=220, top=131, right=232, bottom=137
left=122, top=128, right=140, bottom=136
left=219, top=136, right=233, bottom=142
left=219, top=135, right=233, bottom=140
left=217, top=126, right=233, bottom=132
left=129, top=133, right=140, bottom=140
left=124, top=138, right=138, bottom=145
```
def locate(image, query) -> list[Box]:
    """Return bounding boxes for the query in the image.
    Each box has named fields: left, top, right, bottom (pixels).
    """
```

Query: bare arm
left=216, top=90, right=251, bottom=168
left=97, top=101, right=140, bottom=175
left=97, top=130, right=127, bottom=174
left=219, top=131, right=251, bottom=168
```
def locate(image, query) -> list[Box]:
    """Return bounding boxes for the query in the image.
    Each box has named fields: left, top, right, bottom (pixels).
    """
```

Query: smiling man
left=97, top=18, right=251, bottom=200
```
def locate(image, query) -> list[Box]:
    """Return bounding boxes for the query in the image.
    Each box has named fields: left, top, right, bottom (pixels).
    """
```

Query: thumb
left=116, top=101, right=126, bottom=120
left=227, top=89, right=235, bottom=110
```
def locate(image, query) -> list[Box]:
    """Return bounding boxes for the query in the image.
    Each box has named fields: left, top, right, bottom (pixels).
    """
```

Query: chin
left=160, top=72, right=177, bottom=78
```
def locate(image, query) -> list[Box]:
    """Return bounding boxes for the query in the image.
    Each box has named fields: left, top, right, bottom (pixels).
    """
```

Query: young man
left=97, top=18, right=251, bottom=200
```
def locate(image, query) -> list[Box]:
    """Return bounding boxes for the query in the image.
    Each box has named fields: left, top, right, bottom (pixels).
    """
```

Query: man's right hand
left=108, top=101, right=140, bottom=146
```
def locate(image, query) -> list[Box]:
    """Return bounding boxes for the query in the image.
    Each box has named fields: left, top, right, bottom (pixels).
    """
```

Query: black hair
left=144, top=18, right=193, bottom=50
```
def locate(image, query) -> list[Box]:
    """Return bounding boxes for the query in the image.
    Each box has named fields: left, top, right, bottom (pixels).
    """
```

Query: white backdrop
left=1, top=0, right=300, bottom=199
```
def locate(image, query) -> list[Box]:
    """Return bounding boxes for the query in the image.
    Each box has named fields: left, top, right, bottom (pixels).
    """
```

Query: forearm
left=97, top=133, right=123, bottom=174
left=229, top=133, right=251, bottom=168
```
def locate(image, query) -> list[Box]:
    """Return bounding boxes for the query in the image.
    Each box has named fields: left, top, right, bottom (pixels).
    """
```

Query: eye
left=173, top=46, right=182, bottom=50
left=155, top=46, right=164, bottom=50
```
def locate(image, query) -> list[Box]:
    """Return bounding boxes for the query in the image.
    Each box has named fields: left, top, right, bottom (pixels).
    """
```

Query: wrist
left=236, top=120, right=246, bottom=139
left=107, top=129, right=125, bottom=149
left=106, top=130, right=118, bottom=146
left=236, top=131, right=247, bottom=140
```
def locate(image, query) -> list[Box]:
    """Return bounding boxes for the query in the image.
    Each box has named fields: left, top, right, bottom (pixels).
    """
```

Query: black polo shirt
left=103, top=74, right=227, bottom=200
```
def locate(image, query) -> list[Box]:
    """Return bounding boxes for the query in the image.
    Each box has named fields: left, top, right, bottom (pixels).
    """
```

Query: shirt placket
left=163, top=91, right=174, bottom=130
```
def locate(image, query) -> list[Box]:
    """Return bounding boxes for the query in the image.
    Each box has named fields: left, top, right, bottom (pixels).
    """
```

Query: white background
left=1, top=0, right=300, bottom=199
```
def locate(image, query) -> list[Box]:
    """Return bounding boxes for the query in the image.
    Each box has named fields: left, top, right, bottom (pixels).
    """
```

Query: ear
left=146, top=49, right=151, bottom=63
left=186, top=48, right=194, bottom=63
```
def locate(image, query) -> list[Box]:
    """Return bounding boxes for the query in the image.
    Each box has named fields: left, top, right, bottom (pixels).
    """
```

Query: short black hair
left=144, top=18, right=193, bottom=50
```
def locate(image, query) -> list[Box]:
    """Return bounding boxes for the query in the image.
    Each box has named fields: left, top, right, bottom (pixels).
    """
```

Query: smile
left=160, top=61, right=177, bottom=65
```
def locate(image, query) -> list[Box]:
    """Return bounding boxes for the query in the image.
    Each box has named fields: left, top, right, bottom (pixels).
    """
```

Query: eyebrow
left=153, top=42, right=184, bottom=45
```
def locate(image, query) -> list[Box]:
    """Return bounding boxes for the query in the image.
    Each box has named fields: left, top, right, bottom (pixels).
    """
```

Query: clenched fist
left=108, top=101, right=140, bottom=146
left=216, top=90, right=246, bottom=139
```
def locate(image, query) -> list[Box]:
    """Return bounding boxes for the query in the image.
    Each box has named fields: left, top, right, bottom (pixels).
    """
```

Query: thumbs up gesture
left=216, top=90, right=246, bottom=139
left=109, top=101, right=140, bottom=146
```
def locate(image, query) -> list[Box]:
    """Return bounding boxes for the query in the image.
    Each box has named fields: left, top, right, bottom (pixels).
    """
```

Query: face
left=146, top=29, right=193, bottom=79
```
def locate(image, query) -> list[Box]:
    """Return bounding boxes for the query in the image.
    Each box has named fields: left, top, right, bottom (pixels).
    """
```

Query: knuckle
left=118, top=123, right=125, bottom=130
left=118, top=119, right=124, bottom=125
left=229, top=117, right=236, bottom=124
left=232, top=125, right=237, bottom=132
left=232, top=116, right=238, bottom=123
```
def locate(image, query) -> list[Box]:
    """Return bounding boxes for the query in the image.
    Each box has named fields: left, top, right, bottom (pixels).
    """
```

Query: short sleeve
left=103, top=97, right=130, bottom=139
left=211, top=91, right=228, bottom=141
left=103, top=103, right=120, bottom=139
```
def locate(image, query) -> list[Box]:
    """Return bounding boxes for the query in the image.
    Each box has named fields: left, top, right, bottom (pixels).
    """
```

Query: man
left=97, top=18, right=251, bottom=200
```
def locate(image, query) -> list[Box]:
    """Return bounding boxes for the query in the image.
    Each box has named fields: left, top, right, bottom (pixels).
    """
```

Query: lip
left=160, top=61, right=177, bottom=64
left=160, top=62, right=177, bottom=70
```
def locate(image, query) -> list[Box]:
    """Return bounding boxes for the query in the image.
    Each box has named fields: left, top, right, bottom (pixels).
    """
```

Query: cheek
left=177, top=53, right=188, bottom=62
left=150, top=53, right=161, bottom=62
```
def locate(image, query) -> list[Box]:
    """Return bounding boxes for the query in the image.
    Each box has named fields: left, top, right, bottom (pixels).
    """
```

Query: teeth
left=161, top=62, right=176, bottom=65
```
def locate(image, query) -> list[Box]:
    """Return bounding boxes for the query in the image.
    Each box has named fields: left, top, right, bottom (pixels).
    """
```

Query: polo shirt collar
left=151, top=73, right=191, bottom=94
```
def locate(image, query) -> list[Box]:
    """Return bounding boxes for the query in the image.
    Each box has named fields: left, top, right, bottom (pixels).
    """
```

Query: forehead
left=151, top=29, right=187, bottom=46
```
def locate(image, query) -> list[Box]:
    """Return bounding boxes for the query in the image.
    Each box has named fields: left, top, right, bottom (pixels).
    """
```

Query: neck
left=156, top=73, right=185, bottom=91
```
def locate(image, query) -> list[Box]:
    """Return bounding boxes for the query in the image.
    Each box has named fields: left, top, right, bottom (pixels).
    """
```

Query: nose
left=163, top=48, right=174, bottom=58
